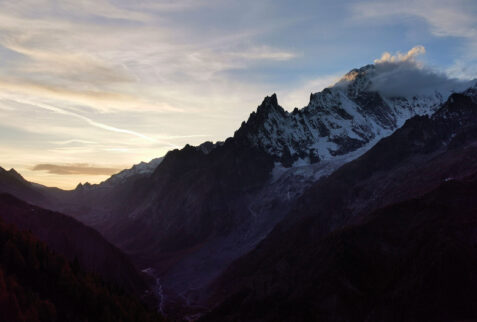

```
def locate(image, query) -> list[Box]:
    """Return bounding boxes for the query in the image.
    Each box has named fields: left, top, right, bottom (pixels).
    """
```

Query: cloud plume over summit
left=370, top=46, right=473, bottom=98
left=374, top=46, right=426, bottom=65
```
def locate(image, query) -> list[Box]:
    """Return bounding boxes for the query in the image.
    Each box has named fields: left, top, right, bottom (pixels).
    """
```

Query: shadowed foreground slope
left=0, top=212, right=163, bottom=322
left=0, top=194, right=149, bottom=295
left=203, top=175, right=477, bottom=322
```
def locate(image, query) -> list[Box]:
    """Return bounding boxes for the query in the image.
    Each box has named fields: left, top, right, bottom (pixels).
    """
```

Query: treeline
left=0, top=218, right=163, bottom=322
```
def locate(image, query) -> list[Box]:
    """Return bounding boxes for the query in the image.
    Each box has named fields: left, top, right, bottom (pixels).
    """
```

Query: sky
left=0, top=0, right=476, bottom=189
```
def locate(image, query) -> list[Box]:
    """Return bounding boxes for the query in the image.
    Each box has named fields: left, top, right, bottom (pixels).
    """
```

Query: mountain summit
left=234, top=63, right=460, bottom=166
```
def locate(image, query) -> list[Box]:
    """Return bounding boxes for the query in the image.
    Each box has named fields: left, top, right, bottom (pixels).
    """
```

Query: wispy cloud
left=368, top=46, right=472, bottom=97
left=352, top=0, right=477, bottom=39
left=51, top=139, right=98, bottom=145
left=228, top=46, right=298, bottom=61
left=129, top=0, right=215, bottom=12
left=32, top=163, right=122, bottom=176
left=3, top=96, right=179, bottom=147
left=0, top=79, right=179, bottom=113
left=0, top=1, right=298, bottom=114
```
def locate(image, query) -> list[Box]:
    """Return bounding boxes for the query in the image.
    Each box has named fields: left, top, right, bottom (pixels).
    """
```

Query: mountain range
left=203, top=87, right=477, bottom=321
left=1, top=61, right=476, bottom=321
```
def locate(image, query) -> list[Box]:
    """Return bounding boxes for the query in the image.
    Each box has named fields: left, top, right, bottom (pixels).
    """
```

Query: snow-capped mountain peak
left=234, top=63, right=456, bottom=167
left=102, top=157, right=164, bottom=186
left=74, top=157, right=164, bottom=191
left=334, top=64, right=375, bottom=96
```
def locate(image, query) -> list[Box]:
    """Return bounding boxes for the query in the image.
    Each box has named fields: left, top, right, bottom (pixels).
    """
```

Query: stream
left=142, top=267, right=165, bottom=315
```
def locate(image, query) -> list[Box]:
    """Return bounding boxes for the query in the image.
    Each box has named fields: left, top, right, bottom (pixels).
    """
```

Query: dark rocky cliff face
left=203, top=177, right=477, bottom=322
left=119, top=139, right=275, bottom=255
left=202, top=89, right=477, bottom=321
